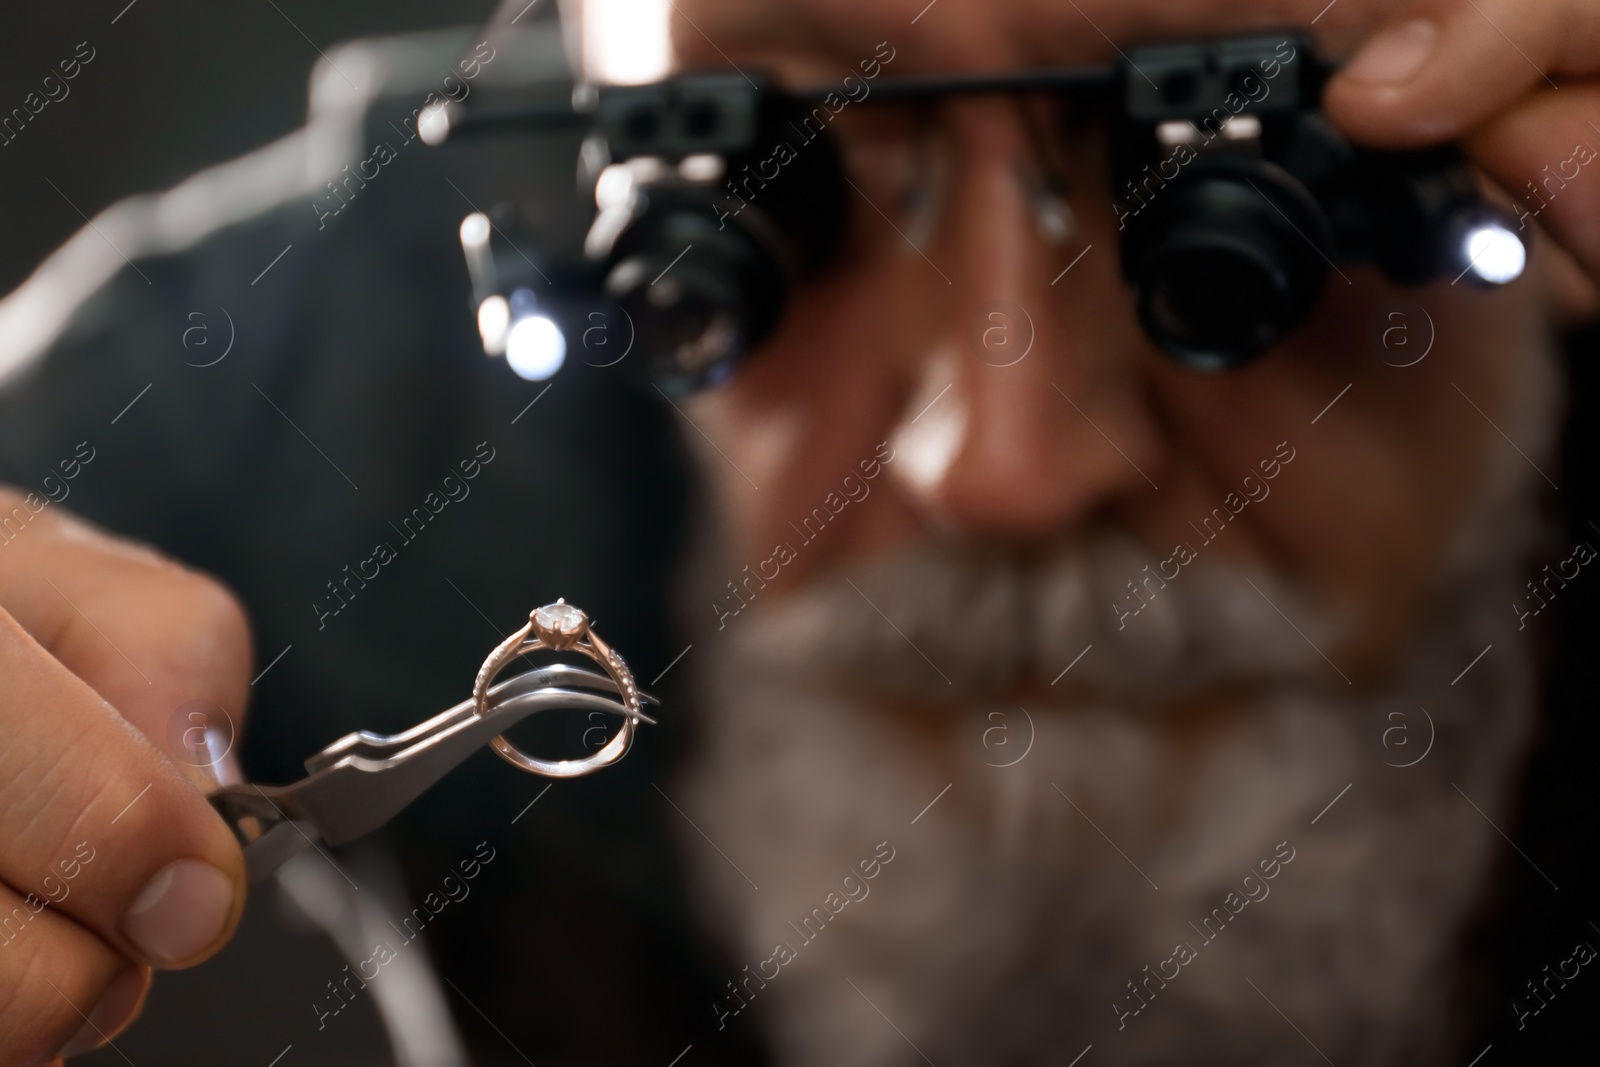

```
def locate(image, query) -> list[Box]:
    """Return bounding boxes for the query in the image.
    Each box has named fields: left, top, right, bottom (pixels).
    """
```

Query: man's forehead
left=670, top=0, right=1381, bottom=79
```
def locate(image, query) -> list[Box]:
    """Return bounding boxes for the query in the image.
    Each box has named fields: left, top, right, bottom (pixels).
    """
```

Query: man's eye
left=832, top=114, right=928, bottom=219
left=846, top=139, right=918, bottom=208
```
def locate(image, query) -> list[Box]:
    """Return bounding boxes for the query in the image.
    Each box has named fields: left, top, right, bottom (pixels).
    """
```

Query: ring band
left=473, top=599, right=643, bottom=777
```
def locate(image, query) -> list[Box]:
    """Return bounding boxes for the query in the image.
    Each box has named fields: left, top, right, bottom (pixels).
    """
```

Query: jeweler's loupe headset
left=433, top=32, right=1527, bottom=388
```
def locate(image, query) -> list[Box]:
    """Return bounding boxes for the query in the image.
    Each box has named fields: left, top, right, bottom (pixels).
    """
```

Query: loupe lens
left=604, top=206, right=785, bottom=392
left=1122, top=165, right=1330, bottom=372
left=608, top=253, right=738, bottom=380
left=1139, top=241, right=1293, bottom=372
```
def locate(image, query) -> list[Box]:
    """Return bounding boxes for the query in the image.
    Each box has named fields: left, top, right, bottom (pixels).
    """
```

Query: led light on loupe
left=505, top=315, right=567, bottom=381
left=418, top=103, right=452, bottom=146
left=477, top=295, right=510, bottom=356
left=1464, top=224, right=1526, bottom=285
left=460, top=212, right=491, bottom=250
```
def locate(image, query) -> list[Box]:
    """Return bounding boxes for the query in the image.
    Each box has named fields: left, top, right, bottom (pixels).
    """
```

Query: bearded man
left=660, top=2, right=1593, bottom=1063
left=0, top=1, right=1595, bottom=1064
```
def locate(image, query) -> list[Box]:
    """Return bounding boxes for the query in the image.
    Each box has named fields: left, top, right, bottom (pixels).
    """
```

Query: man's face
left=645, top=4, right=1574, bottom=1060
left=667, top=0, right=1549, bottom=687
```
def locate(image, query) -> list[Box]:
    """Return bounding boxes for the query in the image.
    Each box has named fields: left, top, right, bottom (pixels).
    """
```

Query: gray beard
left=671, top=347, right=1559, bottom=1066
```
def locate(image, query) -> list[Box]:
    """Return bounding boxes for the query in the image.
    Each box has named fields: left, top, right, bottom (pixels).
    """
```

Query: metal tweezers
left=209, top=664, right=657, bottom=882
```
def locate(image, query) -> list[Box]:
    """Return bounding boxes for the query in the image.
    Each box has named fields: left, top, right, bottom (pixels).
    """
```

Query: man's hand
left=0, top=488, right=252, bottom=1064
left=1325, top=0, right=1600, bottom=292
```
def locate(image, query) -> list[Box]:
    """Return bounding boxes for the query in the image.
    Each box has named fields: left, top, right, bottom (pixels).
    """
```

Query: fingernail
left=57, top=968, right=146, bottom=1057
left=122, top=859, right=234, bottom=967
left=1344, top=19, right=1438, bottom=84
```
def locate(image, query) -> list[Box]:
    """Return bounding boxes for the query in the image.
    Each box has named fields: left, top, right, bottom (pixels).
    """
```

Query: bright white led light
left=679, top=153, right=725, bottom=183
left=593, top=163, right=636, bottom=212
left=460, top=212, right=491, bottom=250
left=477, top=295, right=510, bottom=356
left=505, top=315, right=566, bottom=381
left=1465, top=224, right=1526, bottom=285
left=418, top=103, right=452, bottom=145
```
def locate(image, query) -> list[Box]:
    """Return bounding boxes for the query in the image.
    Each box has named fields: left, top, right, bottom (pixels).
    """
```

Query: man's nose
left=891, top=101, right=1165, bottom=542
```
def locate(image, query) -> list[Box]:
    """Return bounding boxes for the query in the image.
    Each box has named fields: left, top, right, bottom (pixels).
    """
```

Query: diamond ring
left=473, top=599, right=644, bottom=777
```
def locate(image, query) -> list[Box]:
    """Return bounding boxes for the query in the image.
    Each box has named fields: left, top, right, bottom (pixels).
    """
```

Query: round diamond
left=534, top=601, right=586, bottom=636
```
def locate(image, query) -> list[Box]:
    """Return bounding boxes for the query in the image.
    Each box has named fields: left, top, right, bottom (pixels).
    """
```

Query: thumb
left=1323, top=1, right=1571, bottom=148
left=0, top=489, right=254, bottom=791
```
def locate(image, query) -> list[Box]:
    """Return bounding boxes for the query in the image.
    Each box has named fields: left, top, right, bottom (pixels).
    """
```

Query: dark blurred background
left=0, top=0, right=502, bottom=295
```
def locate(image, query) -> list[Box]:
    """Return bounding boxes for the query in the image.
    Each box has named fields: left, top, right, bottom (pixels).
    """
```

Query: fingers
left=1463, top=83, right=1600, bottom=279
left=0, top=488, right=253, bottom=790
left=0, top=605, right=246, bottom=972
left=0, top=878, right=151, bottom=1064
left=1324, top=0, right=1599, bottom=147
left=0, top=490, right=253, bottom=1056
left=1320, top=2, right=1600, bottom=293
